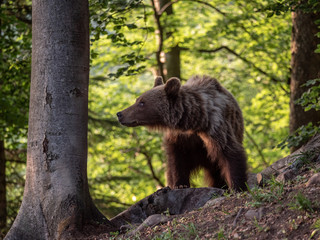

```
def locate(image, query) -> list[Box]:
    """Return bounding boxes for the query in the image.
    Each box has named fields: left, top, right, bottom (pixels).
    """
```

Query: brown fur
left=117, top=75, right=247, bottom=191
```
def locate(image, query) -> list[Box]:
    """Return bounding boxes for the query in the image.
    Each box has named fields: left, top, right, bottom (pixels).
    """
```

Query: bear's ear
left=165, top=77, right=181, bottom=97
left=154, top=76, right=164, bottom=87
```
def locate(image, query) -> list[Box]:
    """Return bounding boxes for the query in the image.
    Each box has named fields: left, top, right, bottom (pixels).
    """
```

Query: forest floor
left=92, top=161, right=320, bottom=240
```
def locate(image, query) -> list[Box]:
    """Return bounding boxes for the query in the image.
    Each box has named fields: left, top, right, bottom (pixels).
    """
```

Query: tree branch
left=128, top=166, right=149, bottom=176
left=94, top=196, right=132, bottom=207
left=4, top=149, right=26, bottom=165
left=219, top=46, right=281, bottom=83
left=185, top=0, right=226, bottom=16
left=244, top=129, right=269, bottom=168
left=6, top=159, right=26, bottom=164
left=140, top=150, right=165, bottom=187
left=159, top=0, right=263, bottom=43
left=159, top=0, right=226, bottom=16
left=180, top=45, right=288, bottom=91
left=88, top=115, right=119, bottom=127
left=4, top=4, right=32, bottom=26
left=11, top=12, right=32, bottom=25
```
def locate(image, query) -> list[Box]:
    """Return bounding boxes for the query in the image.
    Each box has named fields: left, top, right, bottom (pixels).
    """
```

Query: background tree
left=267, top=0, right=320, bottom=151
left=0, top=0, right=31, bottom=235
left=289, top=9, right=320, bottom=151
left=159, top=0, right=181, bottom=79
left=5, top=0, right=112, bottom=239
left=0, top=141, right=5, bottom=231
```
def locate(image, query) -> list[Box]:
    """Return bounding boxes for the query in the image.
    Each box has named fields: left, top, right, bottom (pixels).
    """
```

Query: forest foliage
left=1, top=0, right=319, bottom=233
left=88, top=0, right=292, bottom=216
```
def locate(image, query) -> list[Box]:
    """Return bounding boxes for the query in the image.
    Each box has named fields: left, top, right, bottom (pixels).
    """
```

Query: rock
left=256, top=173, right=267, bottom=186
left=276, top=169, right=296, bottom=183
left=247, top=173, right=258, bottom=188
left=245, top=210, right=259, bottom=220
left=306, top=173, right=320, bottom=187
left=204, top=197, right=225, bottom=208
left=119, top=224, right=138, bottom=234
left=110, top=187, right=224, bottom=228
left=129, top=214, right=169, bottom=236
left=258, top=134, right=320, bottom=179
left=232, top=232, right=240, bottom=239
left=244, top=207, right=265, bottom=221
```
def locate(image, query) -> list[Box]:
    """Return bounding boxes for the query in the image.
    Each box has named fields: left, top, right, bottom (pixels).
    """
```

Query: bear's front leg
left=165, top=133, right=203, bottom=189
left=166, top=147, right=192, bottom=189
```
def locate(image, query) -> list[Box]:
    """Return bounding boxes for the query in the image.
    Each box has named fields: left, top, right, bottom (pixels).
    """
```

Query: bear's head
left=117, top=76, right=181, bottom=128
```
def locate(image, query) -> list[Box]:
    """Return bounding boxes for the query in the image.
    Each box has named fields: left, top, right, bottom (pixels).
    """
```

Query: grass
left=289, top=219, right=299, bottom=230
left=290, top=149, right=320, bottom=171
left=309, top=218, right=320, bottom=239
left=151, top=219, right=201, bottom=240
left=289, top=192, right=314, bottom=213
left=312, top=219, right=320, bottom=230
left=310, top=219, right=320, bottom=239
left=247, top=176, right=285, bottom=207
left=182, top=222, right=199, bottom=238
left=152, top=229, right=174, bottom=240
left=216, top=227, right=227, bottom=240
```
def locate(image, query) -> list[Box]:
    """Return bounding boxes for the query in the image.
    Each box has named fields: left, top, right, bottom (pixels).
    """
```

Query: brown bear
left=117, top=75, right=247, bottom=191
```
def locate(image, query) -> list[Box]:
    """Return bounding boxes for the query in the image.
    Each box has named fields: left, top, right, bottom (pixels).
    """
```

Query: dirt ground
left=88, top=162, right=320, bottom=240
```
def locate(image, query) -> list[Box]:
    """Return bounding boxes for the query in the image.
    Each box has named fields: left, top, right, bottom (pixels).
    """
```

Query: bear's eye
left=138, top=102, right=145, bottom=107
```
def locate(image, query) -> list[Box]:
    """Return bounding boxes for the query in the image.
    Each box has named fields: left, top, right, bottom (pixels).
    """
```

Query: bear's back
left=184, top=75, right=219, bottom=88
left=183, top=75, right=244, bottom=143
left=183, top=75, right=234, bottom=103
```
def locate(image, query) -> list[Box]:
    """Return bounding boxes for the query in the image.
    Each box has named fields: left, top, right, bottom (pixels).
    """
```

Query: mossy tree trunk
left=0, top=141, right=6, bottom=232
left=5, top=1, right=111, bottom=239
left=290, top=10, right=320, bottom=151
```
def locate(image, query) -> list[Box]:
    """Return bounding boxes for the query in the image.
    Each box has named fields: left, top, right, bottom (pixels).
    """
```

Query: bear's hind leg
left=219, top=142, right=248, bottom=191
left=198, top=133, right=247, bottom=191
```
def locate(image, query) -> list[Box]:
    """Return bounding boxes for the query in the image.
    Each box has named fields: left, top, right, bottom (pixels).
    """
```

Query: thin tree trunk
left=160, top=0, right=181, bottom=79
left=5, top=1, right=112, bottom=239
left=0, top=141, right=6, bottom=232
left=151, top=0, right=166, bottom=80
left=165, top=45, right=181, bottom=79
left=290, top=10, right=320, bottom=151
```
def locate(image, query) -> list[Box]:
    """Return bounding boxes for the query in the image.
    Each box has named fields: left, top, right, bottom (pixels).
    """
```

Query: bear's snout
left=117, top=110, right=139, bottom=127
left=116, top=112, right=123, bottom=120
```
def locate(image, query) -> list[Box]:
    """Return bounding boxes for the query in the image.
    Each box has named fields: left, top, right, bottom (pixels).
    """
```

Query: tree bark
left=5, top=1, right=112, bottom=239
left=0, top=141, right=6, bottom=232
left=290, top=10, right=320, bottom=151
left=151, top=0, right=166, bottom=80
left=160, top=0, right=181, bottom=80
left=0, top=2, right=6, bottom=232
left=165, top=45, right=181, bottom=79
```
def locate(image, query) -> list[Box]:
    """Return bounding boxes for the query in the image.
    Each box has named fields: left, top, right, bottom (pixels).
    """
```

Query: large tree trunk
left=0, top=141, right=6, bottom=232
left=160, top=0, right=181, bottom=79
left=5, top=1, right=112, bottom=239
left=0, top=1, right=6, bottom=232
left=290, top=10, right=320, bottom=151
